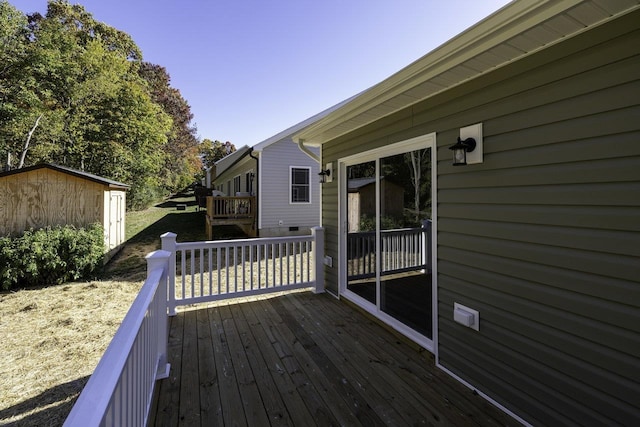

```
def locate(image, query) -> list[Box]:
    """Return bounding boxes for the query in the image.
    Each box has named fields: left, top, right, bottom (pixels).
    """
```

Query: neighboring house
left=208, top=100, right=353, bottom=237
left=293, top=1, right=640, bottom=426
left=0, top=163, right=129, bottom=261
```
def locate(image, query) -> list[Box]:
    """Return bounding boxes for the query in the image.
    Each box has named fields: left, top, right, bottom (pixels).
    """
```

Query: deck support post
left=161, top=232, right=178, bottom=316
left=311, top=226, right=325, bottom=294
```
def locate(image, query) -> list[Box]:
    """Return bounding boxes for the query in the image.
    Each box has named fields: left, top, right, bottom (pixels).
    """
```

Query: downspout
left=297, top=138, right=320, bottom=163
left=249, top=148, right=260, bottom=237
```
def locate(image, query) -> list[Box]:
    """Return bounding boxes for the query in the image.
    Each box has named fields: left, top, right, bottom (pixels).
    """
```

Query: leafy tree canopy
left=0, top=0, right=200, bottom=209
left=199, top=139, right=236, bottom=169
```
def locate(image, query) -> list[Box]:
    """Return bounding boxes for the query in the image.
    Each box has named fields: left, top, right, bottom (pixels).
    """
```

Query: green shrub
left=0, top=224, right=105, bottom=290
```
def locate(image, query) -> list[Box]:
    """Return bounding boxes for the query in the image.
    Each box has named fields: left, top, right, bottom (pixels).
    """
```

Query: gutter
left=249, top=149, right=260, bottom=237
left=297, top=139, right=320, bottom=163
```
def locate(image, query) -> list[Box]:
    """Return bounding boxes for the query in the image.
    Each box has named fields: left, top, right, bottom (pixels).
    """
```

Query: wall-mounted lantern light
left=249, top=172, right=255, bottom=182
left=318, top=168, right=331, bottom=183
left=449, top=123, right=483, bottom=166
left=449, top=137, right=476, bottom=166
left=318, top=162, right=333, bottom=184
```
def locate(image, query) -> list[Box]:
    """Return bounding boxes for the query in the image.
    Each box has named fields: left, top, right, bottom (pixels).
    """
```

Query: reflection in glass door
left=344, top=143, right=433, bottom=341
left=346, top=160, right=377, bottom=304
left=379, top=150, right=432, bottom=338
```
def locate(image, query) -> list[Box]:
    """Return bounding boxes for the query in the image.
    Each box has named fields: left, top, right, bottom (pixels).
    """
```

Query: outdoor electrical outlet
left=454, top=303, right=480, bottom=331
left=278, top=220, right=284, bottom=225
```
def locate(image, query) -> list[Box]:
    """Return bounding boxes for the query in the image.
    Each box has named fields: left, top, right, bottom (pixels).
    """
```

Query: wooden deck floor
left=149, top=292, right=519, bottom=427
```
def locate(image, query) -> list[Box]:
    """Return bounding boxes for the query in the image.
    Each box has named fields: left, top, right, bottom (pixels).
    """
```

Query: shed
left=347, top=177, right=404, bottom=232
left=0, top=163, right=129, bottom=261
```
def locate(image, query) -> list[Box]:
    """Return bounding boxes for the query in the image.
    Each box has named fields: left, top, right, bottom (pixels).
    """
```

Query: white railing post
left=161, top=232, right=178, bottom=316
left=146, top=250, right=171, bottom=380
left=311, top=226, right=325, bottom=294
left=422, top=220, right=431, bottom=273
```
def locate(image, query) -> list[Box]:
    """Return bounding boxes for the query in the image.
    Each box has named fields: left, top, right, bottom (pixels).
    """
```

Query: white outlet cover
left=454, top=302, right=480, bottom=331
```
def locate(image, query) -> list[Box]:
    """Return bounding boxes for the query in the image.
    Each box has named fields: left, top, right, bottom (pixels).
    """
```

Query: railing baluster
left=249, top=244, right=254, bottom=290
left=199, top=248, right=204, bottom=297
left=225, top=246, right=230, bottom=293
left=217, top=248, right=222, bottom=295
left=242, top=245, right=246, bottom=292
left=190, top=249, right=195, bottom=298
left=234, top=246, right=238, bottom=293
left=286, top=242, right=290, bottom=285
left=271, top=243, right=276, bottom=288
left=181, top=251, right=186, bottom=299
left=208, top=248, right=213, bottom=296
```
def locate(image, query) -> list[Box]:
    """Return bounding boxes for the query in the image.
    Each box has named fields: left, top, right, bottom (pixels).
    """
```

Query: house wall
left=259, top=139, right=320, bottom=237
left=320, top=11, right=640, bottom=426
left=0, top=168, right=105, bottom=236
left=213, top=156, right=255, bottom=196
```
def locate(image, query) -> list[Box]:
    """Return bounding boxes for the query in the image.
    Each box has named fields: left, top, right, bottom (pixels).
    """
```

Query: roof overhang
left=294, top=0, right=640, bottom=146
left=213, top=145, right=252, bottom=176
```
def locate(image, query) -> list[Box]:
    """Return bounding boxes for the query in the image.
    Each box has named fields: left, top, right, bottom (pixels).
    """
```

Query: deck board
left=151, top=292, right=519, bottom=427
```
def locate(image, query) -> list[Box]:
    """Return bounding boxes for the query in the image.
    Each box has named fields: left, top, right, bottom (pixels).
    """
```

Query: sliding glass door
left=342, top=135, right=435, bottom=346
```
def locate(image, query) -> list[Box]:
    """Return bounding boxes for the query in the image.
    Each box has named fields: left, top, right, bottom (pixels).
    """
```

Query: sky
left=10, top=0, right=512, bottom=146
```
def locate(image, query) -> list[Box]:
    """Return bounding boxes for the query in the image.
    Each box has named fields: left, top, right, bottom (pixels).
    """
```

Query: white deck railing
left=64, top=251, right=171, bottom=427
left=347, top=220, right=431, bottom=280
left=65, top=227, right=325, bottom=425
left=162, top=226, right=325, bottom=315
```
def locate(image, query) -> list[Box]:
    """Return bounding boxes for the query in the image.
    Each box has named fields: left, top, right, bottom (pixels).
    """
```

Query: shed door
left=340, top=134, right=436, bottom=351
left=109, top=192, right=124, bottom=250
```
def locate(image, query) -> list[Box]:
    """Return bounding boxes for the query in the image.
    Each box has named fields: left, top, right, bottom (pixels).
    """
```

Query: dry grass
left=0, top=190, right=214, bottom=426
left=0, top=279, right=143, bottom=426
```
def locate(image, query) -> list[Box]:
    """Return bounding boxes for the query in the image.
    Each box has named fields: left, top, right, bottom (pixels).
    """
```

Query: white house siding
left=259, top=139, right=320, bottom=236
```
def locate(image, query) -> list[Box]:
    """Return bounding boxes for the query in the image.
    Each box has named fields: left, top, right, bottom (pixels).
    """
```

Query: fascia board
left=294, top=0, right=586, bottom=144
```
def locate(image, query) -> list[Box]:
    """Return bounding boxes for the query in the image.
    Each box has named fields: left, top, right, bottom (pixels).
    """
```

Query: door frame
left=338, top=133, right=438, bottom=353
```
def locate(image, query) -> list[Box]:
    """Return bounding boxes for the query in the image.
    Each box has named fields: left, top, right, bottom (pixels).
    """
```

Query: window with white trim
left=290, top=167, right=310, bottom=203
left=233, top=175, right=241, bottom=195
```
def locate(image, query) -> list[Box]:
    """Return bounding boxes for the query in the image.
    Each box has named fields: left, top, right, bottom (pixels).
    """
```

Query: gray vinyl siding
left=260, top=138, right=320, bottom=235
left=321, top=10, right=640, bottom=426
left=212, top=156, right=255, bottom=195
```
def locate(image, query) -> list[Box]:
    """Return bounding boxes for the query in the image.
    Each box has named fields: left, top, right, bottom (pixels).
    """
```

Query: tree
left=0, top=0, right=202, bottom=209
left=199, top=139, right=236, bottom=168
left=138, top=63, right=201, bottom=192
left=405, top=149, right=430, bottom=222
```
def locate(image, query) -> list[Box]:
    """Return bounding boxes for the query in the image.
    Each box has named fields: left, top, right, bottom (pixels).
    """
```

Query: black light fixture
left=318, top=168, right=331, bottom=184
left=449, top=137, right=477, bottom=166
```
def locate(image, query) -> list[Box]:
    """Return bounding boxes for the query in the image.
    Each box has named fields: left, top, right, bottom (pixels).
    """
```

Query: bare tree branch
left=18, top=113, right=43, bottom=169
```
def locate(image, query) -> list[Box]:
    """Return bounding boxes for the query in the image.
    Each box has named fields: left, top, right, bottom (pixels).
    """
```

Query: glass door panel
left=379, top=149, right=432, bottom=338
left=346, top=160, right=376, bottom=304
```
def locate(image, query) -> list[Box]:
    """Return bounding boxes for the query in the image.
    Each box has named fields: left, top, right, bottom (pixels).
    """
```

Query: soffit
left=295, top=0, right=640, bottom=145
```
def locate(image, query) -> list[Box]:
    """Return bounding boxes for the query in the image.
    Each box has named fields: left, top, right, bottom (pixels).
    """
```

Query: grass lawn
left=0, top=189, right=244, bottom=427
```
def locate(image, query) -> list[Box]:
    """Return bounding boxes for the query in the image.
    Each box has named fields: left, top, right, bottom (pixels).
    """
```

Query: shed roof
left=0, top=163, right=130, bottom=189
left=294, top=0, right=640, bottom=145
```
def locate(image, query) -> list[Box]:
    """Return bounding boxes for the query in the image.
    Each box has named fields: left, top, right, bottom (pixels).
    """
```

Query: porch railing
left=64, top=251, right=171, bottom=427
left=347, top=220, right=431, bottom=280
left=162, top=226, right=325, bottom=315
left=206, top=195, right=256, bottom=219
left=65, top=227, right=325, bottom=425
